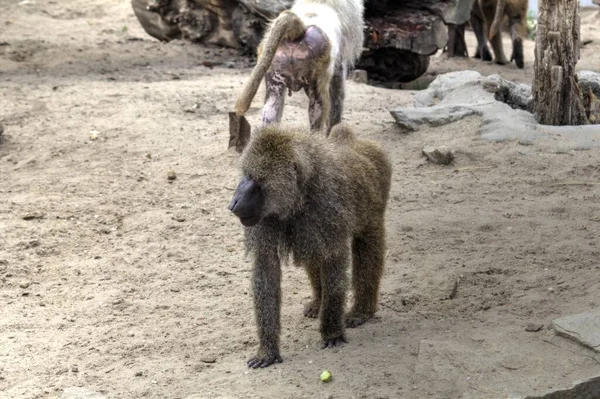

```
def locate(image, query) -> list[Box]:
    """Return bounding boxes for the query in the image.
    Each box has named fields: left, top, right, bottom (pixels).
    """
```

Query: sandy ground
left=1, top=1, right=600, bottom=398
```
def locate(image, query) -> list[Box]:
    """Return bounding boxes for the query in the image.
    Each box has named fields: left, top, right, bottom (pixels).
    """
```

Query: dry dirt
left=1, top=2, right=600, bottom=399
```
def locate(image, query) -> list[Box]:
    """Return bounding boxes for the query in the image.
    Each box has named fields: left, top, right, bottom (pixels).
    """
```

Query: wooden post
left=533, top=0, right=588, bottom=125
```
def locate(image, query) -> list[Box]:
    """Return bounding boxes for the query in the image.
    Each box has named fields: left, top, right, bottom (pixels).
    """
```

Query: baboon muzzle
left=228, top=176, right=265, bottom=227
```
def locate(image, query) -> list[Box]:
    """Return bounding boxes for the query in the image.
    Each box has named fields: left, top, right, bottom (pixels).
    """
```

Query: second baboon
left=471, top=0, right=528, bottom=68
left=234, top=0, right=365, bottom=133
left=228, top=124, right=392, bottom=368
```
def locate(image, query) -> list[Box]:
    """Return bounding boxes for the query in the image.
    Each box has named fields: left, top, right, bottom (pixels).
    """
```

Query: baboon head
left=228, top=127, right=312, bottom=226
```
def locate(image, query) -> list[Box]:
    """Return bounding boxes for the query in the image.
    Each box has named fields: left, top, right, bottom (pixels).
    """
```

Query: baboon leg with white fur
left=261, top=72, right=286, bottom=126
left=307, top=82, right=330, bottom=132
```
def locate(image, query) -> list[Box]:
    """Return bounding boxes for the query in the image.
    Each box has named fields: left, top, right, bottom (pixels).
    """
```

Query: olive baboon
left=471, top=0, right=528, bottom=68
left=228, top=124, right=392, bottom=368
left=234, top=0, right=365, bottom=133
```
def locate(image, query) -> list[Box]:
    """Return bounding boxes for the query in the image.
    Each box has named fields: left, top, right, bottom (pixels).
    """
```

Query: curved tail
left=234, top=11, right=306, bottom=116
left=488, top=0, right=506, bottom=40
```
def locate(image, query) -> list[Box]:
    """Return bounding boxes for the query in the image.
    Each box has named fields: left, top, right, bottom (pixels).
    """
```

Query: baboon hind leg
left=307, top=82, right=330, bottom=133
left=346, top=223, right=385, bottom=328
left=471, top=14, right=493, bottom=61
left=328, top=63, right=346, bottom=135
left=303, top=265, right=321, bottom=318
left=509, top=16, right=525, bottom=69
left=261, top=72, right=286, bottom=126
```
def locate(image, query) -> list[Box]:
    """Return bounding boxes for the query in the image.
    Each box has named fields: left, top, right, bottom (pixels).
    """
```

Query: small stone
left=22, top=212, right=45, bottom=220
left=200, top=356, right=216, bottom=364
left=320, top=370, right=332, bottom=383
left=422, top=146, right=455, bottom=165
left=134, top=371, right=144, bottom=377
left=525, top=323, right=544, bottom=332
left=348, top=69, right=368, bottom=84
left=71, top=365, right=79, bottom=373
left=172, top=215, right=186, bottom=222
left=89, top=130, right=100, bottom=141
left=19, top=281, right=31, bottom=289
left=167, top=170, right=177, bottom=181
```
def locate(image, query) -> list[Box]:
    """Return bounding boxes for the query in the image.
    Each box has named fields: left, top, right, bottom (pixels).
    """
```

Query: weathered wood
left=533, top=0, right=588, bottom=125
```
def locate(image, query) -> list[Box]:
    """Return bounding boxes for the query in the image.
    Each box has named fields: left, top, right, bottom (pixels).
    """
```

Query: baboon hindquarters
left=471, top=0, right=528, bottom=68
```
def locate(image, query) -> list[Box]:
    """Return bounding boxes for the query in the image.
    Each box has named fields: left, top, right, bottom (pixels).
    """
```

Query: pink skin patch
left=261, top=26, right=329, bottom=128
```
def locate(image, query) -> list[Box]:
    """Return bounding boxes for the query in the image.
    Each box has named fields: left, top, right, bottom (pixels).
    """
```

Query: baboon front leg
left=319, top=254, right=348, bottom=348
left=303, top=265, right=321, bottom=318
left=509, top=17, right=525, bottom=69
left=261, top=73, right=286, bottom=126
left=489, top=29, right=509, bottom=65
left=307, top=83, right=330, bottom=133
left=328, top=63, right=346, bottom=135
left=247, top=251, right=283, bottom=368
left=346, top=223, right=385, bottom=328
left=471, top=15, right=493, bottom=62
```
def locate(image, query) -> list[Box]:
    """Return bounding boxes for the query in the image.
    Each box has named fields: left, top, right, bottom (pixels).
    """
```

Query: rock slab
left=553, top=309, right=600, bottom=352
left=523, top=375, right=600, bottom=399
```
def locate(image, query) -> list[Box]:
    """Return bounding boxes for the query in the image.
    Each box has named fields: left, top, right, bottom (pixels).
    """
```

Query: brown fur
left=237, top=123, right=391, bottom=368
left=472, top=0, right=527, bottom=68
left=235, top=11, right=306, bottom=116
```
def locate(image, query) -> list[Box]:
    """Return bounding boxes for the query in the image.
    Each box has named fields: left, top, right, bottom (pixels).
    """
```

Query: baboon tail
left=488, top=0, right=506, bottom=40
left=329, top=123, right=357, bottom=145
left=234, top=11, right=306, bottom=116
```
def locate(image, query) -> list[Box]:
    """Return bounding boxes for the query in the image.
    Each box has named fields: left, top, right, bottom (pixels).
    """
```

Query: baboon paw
left=247, top=353, right=283, bottom=369
left=512, top=38, right=524, bottom=69
left=303, top=301, right=320, bottom=318
left=345, top=312, right=374, bottom=328
left=482, top=49, right=493, bottom=62
left=320, top=335, right=348, bottom=349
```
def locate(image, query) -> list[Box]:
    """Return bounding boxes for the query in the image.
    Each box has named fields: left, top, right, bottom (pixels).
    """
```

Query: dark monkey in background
left=228, top=124, right=392, bottom=368
left=234, top=0, right=365, bottom=133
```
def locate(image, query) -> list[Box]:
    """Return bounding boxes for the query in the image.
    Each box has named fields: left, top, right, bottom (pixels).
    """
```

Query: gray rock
left=553, top=309, right=600, bottom=352
left=61, top=387, right=106, bottom=399
left=422, top=146, right=455, bottom=165
left=523, top=375, right=600, bottom=399
left=0, top=121, right=4, bottom=136
left=483, top=74, right=533, bottom=111
left=389, top=71, right=600, bottom=151
left=390, top=105, right=479, bottom=132
left=578, top=70, right=600, bottom=99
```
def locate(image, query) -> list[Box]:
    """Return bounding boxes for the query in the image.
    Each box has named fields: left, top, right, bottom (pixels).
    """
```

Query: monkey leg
left=509, top=17, right=525, bottom=69
left=471, top=15, right=493, bottom=61
left=319, top=254, right=348, bottom=348
left=303, top=265, right=321, bottom=318
left=346, top=223, right=385, bottom=328
left=261, top=73, right=286, bottom=126
left=247, top=252, right=283, bottom=368
left=328, top=64, right=346, bottom=134
left=307, top=84, right=330, bottom=133
left=489, top=30, right=509, bottom=65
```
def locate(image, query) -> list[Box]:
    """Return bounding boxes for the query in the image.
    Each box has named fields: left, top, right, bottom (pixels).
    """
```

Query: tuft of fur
left=240, top=123, right=391, bottom=367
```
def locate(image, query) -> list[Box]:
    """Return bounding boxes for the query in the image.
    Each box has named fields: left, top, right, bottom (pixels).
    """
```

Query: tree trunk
left=533, top=0, right=588, bottom=125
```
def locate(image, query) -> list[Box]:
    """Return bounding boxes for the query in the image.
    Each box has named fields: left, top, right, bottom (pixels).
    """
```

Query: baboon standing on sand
left=228, top=123, right=392, bottom=368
